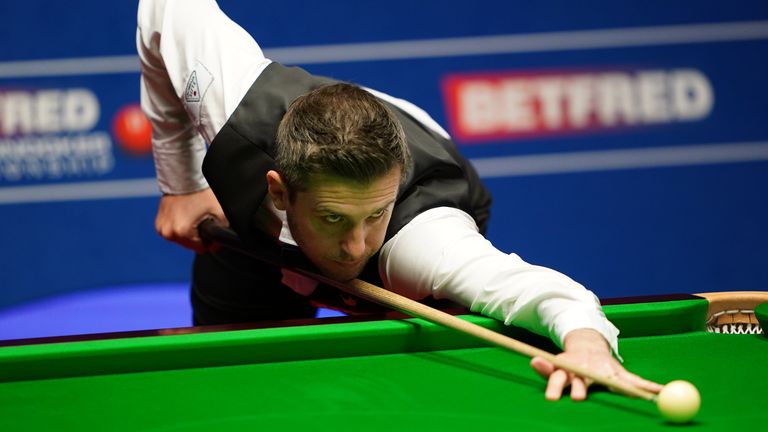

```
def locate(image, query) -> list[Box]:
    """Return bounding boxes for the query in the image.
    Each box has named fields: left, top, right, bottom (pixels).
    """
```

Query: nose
left=339, top=224, right=367, bottom=261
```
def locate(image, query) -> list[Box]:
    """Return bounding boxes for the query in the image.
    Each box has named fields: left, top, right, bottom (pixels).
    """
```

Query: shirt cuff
left=544, top=298, right=622, bottom=359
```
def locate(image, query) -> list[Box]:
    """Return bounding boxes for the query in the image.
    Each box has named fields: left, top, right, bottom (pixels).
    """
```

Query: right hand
left=530, top=328, right=663, bottom=401
left=155, top=187, right=228, bottom=253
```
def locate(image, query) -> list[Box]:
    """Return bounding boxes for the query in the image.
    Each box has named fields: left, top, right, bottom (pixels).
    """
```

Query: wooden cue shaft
left=197, top=218, right=656, bottom=401
left=345, top=278, right=656, bottom=401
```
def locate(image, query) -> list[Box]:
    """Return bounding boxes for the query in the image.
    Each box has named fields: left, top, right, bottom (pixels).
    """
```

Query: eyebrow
left=316, top=199, right=396, bottom=216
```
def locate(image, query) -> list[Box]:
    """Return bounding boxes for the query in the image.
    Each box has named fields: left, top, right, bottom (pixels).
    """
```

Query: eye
left=369, top=208, right=386, bottom=219
left=323, top=214, right=343, bottom=224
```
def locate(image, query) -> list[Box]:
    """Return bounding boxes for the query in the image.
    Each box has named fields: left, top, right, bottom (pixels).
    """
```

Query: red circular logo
left=112, top=104, right=152, bottom=156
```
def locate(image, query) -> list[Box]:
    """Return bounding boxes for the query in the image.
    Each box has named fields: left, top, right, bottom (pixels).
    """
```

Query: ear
left=266, top=170, right=289, bottom=210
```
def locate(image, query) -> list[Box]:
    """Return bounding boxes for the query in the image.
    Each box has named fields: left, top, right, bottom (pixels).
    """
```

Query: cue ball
left=656, top=380, right=701, bottom=424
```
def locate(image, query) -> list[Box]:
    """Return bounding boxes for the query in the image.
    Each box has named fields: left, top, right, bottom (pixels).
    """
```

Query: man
left=138, top=0, right=662, bottom=401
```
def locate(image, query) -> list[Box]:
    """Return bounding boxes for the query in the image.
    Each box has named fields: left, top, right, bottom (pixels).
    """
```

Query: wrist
left=563, top=328, right=611, bottom=353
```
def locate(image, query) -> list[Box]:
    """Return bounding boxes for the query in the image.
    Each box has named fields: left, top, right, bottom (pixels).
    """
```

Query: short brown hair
left=275, top=83, right=411, bottom=195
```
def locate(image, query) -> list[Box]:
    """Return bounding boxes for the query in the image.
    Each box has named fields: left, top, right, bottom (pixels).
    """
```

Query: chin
left=324, top=270, right=362, bottom=284
left=318, top=263, right=365, bottom=283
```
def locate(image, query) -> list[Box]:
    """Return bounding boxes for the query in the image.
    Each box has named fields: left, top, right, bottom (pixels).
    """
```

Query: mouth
left=333, top=259, right=364, bottom=268
left=319, top=259, right=367, bottom=283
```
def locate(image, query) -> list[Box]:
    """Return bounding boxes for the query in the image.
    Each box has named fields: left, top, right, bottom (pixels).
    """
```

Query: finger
left=182, top=231, right=207, bottom=253
left=178, top=221, right=210, bottom=253
left=167, top=227, right=206, bottom=253
left=196, top=212, right=227, bottom=227
left=530, top=357, right=555, bottom=379
left=618, top=371, right=664, bottom=393
left=212, top=210, right=229, bottom=226
left=545, top=369, right=569, bottom=401
left=176, top=236, right=207, bottom=253
left=570, top=376, right=589, bottom=401
left=156, top=225, right=174, bottom=241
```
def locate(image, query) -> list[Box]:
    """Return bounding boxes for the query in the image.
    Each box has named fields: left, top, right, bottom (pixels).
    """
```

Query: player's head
left=274, top=83, right=411, bottom=197
left=267, top=83, right=411, bottom=281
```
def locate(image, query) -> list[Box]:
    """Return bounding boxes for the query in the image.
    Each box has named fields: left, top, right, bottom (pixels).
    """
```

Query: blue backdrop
left=1, top=0, right=766, bottom=337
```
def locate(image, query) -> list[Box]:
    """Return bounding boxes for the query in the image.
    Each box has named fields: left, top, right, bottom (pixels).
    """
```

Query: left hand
left=530, top=328, right=663, bottom=401
left=155, top=188, right=228, bottom=253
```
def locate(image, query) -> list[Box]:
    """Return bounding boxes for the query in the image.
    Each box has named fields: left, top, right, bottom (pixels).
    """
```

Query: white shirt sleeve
left=379, top=207, right=620, bottom=354
left=136, top=0, right=271, bottom=194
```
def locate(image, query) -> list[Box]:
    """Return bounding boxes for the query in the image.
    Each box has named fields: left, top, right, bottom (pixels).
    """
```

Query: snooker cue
left=197, top=217, right=656, bottom=401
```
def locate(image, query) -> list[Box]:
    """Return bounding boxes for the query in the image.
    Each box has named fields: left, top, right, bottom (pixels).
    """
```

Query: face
left=267, top=168, right=401, bottom=282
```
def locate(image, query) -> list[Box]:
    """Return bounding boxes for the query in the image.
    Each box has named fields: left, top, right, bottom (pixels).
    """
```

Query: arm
left=379, top=207, right=619, bottom=351
left=139, top=20, right=225, bottom=252
left=137, top=0, right=209, bottom=195
left=379, top=207, right=662, bottom=399
left=137, top=0, right=271, bottom=250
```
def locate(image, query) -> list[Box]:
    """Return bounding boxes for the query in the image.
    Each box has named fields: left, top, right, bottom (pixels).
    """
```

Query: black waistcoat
left=202, top=62, right=491, bottom=286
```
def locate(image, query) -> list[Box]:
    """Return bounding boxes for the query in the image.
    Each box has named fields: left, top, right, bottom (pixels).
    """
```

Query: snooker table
left=0, top=292, right=766, bottom=431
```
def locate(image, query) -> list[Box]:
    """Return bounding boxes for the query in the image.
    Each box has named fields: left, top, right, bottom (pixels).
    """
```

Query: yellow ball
left=656, top=380, right=701, bottom=424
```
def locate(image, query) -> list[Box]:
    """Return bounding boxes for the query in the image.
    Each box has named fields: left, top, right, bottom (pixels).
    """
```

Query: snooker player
left=137, top=0, right=663, bottom=401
